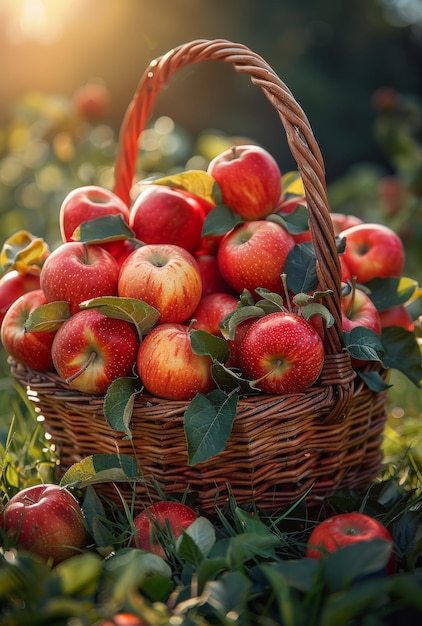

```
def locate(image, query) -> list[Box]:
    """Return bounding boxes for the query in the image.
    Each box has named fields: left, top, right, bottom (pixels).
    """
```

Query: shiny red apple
left=0, top=269, right=41, bottom=329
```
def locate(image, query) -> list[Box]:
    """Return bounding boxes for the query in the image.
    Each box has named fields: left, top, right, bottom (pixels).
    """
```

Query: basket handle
left=113, top=39, right=344, bottom=355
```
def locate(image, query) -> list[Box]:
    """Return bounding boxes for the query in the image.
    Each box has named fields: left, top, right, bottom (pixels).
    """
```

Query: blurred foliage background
left=0, top=0, right=421, bottom=469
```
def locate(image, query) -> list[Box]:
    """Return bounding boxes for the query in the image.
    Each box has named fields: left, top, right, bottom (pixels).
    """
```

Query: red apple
left=339, top=223, right=405, bottom=283
left=379, top=304, right=414, bottom=331
left=0, top=484, right=86, bottom=565
left=191, top=292, right=239, bottom=337
left=51, top=308, right=139, bottom=395
left=72, top=82, right=110, bottom=122
left=99, top=615, right=146, bottom=626
left=137, top=323, right=215, bottom=400
left=0, top=269, right=41, bottom=329
left=225, top=317, right=256, bottom=369
left=330, top=213, right=364, bottom=237
left=59, top=185, right=130, bottom=256
left=239, top=311, right=325, bottom=394
left=40, top=241, right=120, bottom=315
left=1, top=289, right=56, bottom=371
left=131, top=501, right=197, bottom=558
left=195, top=253, right=233, bottom=296
left=129, top=185, right=208, bottom=254
left=207, top=144, right=282, bottom=220
left=217, top=220, right=295, bottom=297
left=306, top=512, right=395, bottom=575
left=341, top=286, right=381, bottom=336
left=118, top=244, right=202, bottom=324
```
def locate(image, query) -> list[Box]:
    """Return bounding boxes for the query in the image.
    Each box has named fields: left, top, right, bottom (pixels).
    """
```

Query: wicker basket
left=11, top=39, right=389, bottom=513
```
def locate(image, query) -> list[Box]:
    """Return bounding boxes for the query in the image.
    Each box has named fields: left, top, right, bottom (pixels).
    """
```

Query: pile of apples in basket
left=1, top=143, right=421, bottom=415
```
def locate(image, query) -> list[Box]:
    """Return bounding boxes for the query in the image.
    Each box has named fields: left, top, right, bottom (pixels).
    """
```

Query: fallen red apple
left=305, top=512, right=396, bottom=575
left=51, top=308, right=139, bottom=395
left=0, top=269, right=41, bottom=329
left=339, top=223, right=405, bottom=283
left=118, top=244, right=202, bottom=324
left=239, top=311, right=325, bottom=394
left=1, top=289, right=56, bottom=371
left=131, top=501, right=197, bottom=558
left=207, top=144, right=282, bottom=220
left=40, top=241, right=120, bottom=315
left=129, top=185, right=208, bottom=254
left=217, top=220, right=295, bottom=297
left=137, top=323, right=215, bottom=401
left=0, top=484, right=86, bottom=565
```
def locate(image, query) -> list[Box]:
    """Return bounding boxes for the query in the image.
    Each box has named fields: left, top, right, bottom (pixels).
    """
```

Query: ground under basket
left=11, top=39, right=390, bottom=513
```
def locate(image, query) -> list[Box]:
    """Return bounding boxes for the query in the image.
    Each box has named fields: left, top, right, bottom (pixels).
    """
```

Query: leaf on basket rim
left=60, top=453, right=139, bottom=488
left=104, top=376, right=143, bottom=439
left=184, top=388, right=238, bottom=465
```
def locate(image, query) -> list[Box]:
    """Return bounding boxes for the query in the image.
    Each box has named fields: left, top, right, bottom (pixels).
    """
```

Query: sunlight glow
left=0, top=0, right=81, bottom=44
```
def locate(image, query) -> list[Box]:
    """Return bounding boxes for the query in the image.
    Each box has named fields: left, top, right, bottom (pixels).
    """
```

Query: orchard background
left=0, top=1, right=422, bottom=624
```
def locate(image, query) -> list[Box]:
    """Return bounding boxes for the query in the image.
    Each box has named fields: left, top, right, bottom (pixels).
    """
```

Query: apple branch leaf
left=60, top=453, right=139, bottom=488
left=189, top=329, right=230, bottom=364
left=184, top=388, right=238, bottom=465
left=79, top=296, right=160, bottom=338
left=72, top=214, right=135, bottom=243
left=365, top=276, right=419, bottom=312
left=268, top=203, right=309, bottom=235
left=284, top=242, right=319, bottom=294
left=255, top=288, right=286, bottom=312
left=150, top=170, right=221, bottom=205
left=219, top=305, right=264, bottom=340
left=301, top=303, right=335, bottom=328
left=103, top=376, right=143, bottom=439
left=343, top=327, right=385, bottom=362
left=211, top=362, right=260, bottom=395
left=201, top=205, right=243, bottom=237
left=381, top=326, right=422, bottom=387
left=24, top=300, right=71, bottom=332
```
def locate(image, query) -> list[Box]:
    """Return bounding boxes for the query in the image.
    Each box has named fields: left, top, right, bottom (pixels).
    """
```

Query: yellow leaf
left=0, top=230, right=49, bottom=274
left=282, top=171, right=305, bottom=197
left=152, top=170, right=219, bottom=205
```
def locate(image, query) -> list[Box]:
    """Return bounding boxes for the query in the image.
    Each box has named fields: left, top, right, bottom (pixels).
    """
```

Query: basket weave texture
left=11, top=39, right=389, bottom=512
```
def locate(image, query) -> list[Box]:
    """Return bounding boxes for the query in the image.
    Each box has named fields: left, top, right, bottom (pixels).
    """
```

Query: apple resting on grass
left=131, top=501, right=197, bottom=558
left=306, top=512, right=396, bottom=575
left=0, top=484, right=87, bottom=565
left=1, top=289, right=56, bottom=371
left=118, top=243, right=202, bottom=324
left=51, top=309, right=139, bottom=395
left=137, top=323, right=215, bottom=401
left=217, top=220, right=295, bottom=296
left=0, top=269, right=41, bottom=329
left=239, top=311, right=325, bottom=394
left=40, top=241, right=120, bottom=315
left=207, top=144, right=282, bottom=220
left=339, top=222, right=405, bottom=283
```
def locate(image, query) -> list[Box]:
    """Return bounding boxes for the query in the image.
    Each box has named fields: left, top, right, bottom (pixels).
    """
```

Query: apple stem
left=231, top=146, right=239, bottom=160
left=251, top=359, right=283, bottom=386
left=65, top=351, right=96, bottom=384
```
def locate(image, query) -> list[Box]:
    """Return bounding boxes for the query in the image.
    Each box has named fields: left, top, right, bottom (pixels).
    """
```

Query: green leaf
left=184, top=388, right=238, bottom=465
left=226, top=532, right=280, bottom=568
left=381, top=326, right=422, bottom=387
left=72, top=214, right=135, bottom=243
left=177, top=516, right=216, bottom=559
left=269, top=202, right=310, bottom=234
left=210, top=361, right=260, bottom=395
left=201, top=205, right=243, bottom=237
left=79, top=295, right=160, bottom=338
left=103, top=376, right=143, bottom=439
left=366, top=276, right=419, bottom=312
left=54, top=552, right=103, bottom=597
left=302, top=302, right=335, bottom=328
left=357, top=369, right=392, bottom=392
left=196, top=557, right=228, bottom=595
left=24, top=300, right=71, bottom=332
left=205, top=571, right=252, bottom=618
left=60, top=453, right=139, bottom=488
left=284, top=242, right=319, bottom=294
left=219, top=305, right=264, bottom=341
left=189, top=329, right=230, bottom=364
left=343, top=328, right=385, bottom=362
left=254, top=287, right=286, bottom=311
